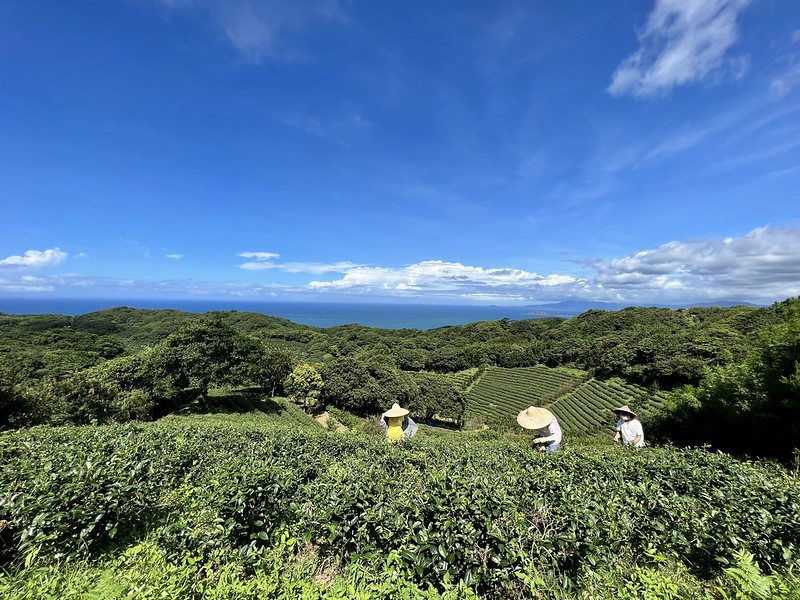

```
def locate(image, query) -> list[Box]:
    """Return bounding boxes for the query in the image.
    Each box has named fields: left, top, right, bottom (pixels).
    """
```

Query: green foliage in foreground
left=1, top=416, right=799, bottom=598
left=2, top=540, right=799, bottom=600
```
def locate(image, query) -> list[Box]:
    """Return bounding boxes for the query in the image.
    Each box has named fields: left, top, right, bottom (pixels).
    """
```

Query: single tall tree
left=153, top=319, right=249, bottom=410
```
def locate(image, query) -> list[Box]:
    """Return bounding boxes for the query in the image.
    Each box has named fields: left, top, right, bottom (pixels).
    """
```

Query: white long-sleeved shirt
left=616, top=418, right=645, bottom=447
left=535, top=416, right=563, bottom=448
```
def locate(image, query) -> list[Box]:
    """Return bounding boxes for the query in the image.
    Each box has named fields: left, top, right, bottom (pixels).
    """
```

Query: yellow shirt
left=387, top=416, right=404, bottom=442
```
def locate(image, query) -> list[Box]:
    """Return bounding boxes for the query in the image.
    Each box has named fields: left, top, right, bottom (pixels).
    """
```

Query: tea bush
left=1, top=415, right=799, bottom=597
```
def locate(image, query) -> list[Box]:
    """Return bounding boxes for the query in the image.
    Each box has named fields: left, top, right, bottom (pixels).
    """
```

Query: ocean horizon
left=0, top=297, right=541, bottom=330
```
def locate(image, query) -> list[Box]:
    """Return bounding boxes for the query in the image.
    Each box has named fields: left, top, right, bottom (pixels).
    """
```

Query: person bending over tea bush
left=613, top=404, right=645, bottom=448
left=517, top=406, right=563, bottom=452
left=378, top=403, right=418, bottom=442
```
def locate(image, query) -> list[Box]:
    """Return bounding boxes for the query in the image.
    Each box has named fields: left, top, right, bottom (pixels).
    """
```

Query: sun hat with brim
left=613, top=405, right=637, bottom=418
left=384, top=403, right=410, bottom=418
left=516, top=406, right=554, bottom=430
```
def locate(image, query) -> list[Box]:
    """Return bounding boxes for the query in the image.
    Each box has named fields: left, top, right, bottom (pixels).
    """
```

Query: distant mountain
left=682, top=301, right=764, bottom=308
left=523, top=300, right=628, bottom=315
left=523, top=299, right=765, bottom=317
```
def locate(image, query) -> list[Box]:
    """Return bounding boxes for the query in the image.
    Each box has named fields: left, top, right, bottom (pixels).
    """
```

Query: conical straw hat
left=612, top=405, right=637, bottom=418
left=516, top=406, right=553, bottom=430
left=384, top=403, right=410, bottom=418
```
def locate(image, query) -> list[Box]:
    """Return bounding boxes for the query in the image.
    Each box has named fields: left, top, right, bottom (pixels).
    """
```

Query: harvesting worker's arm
left=517, top=406, right=563, bottom=452
left=612, top=405, right=645, bottom=448
left=404, top=416, right=418, bottom=440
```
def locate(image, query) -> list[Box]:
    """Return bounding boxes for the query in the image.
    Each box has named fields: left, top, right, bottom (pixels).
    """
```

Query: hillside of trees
left=1, top=298, right=798, bottom=460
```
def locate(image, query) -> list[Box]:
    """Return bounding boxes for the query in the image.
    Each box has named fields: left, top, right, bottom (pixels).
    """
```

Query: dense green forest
left=1, top=298, right=798, bottom=459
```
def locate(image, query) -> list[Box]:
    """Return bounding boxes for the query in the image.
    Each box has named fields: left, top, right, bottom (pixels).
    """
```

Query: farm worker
left=613, top=405, right=645, bottom=448
left=517, top=406, right=562, bottom=452
left=378, top=403, right=418, bottom=442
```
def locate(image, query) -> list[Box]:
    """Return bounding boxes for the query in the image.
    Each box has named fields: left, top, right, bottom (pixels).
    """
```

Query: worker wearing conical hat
left=517, top=406, right=562, bottom=452
left=613, top=405, right=645, bottom=448
left=378, top=403, right=418, bottom=442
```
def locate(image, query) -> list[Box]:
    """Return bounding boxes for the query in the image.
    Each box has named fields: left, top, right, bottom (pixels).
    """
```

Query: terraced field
left=443, top=367, right=481, bottom=391
left=549, top=379, right=667, bottom=435
left=465, top=366, right=667, bottom=435
left=464, top=365, right=585, bottom=426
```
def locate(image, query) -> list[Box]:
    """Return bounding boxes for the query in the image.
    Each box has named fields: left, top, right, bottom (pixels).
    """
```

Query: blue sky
left=1, top=0, right=799, bottom=305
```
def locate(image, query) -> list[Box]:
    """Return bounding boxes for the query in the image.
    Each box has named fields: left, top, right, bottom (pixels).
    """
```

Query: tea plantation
left=465, top=366, right=667, bottom=434
left=2, top=410, right=799, bottom=599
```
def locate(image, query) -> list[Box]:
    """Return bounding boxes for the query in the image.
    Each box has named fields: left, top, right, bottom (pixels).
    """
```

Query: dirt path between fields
left=314, top=411, right=348, bottom=433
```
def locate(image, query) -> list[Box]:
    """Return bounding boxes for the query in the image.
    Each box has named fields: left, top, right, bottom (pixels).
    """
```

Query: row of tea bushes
left=1, top=414, right=799, bottom=596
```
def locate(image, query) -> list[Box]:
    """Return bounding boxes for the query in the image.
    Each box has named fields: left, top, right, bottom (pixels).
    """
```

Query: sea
left=0, top=298, right=544, bottom=330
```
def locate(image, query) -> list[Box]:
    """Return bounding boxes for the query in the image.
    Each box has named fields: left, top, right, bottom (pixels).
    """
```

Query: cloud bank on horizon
left=3, top=225, right=799, bottom=305
left=1, top=0, right=799, bottom=307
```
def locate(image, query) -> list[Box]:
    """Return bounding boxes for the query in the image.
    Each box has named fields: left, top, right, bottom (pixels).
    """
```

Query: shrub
left=1, top=416, right=798, bottom=597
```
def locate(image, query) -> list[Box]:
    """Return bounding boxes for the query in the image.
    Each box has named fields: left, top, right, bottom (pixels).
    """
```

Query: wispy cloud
left=0, top=248, right=68, bottom=268
left=771, top=64, right=800, bottom=98
left=165, top=254, right=185, bottom=260
left=642, top=128, right=712, bottom=161
left=278, top=110, right=372, bottom=140
left=154, top=0, right=350, bottom=63
left=0, top=273, right=295, bottom=297
left=588, top=93, right=800, bottom=183
left=237, top=251, right=362, bottom=274
left=238, top=251, right=280, bottom=261
left=0, top=283, right=55, bottom=293
left=609, top=0, right=752, bottom=98
left=245, top=261, right=363, bottom=274
left=0, top=274, right=55, bottom=292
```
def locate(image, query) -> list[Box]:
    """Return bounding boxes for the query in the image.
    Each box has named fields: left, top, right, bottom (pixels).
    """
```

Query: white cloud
left=0, top=248, right=68, bottom=268
left=770, top=64, right=800, bottom=98
left=608, top=0, right=751, bottom=98
left=155, top=0, right=350, bottom=63
left=308, top=260, right=579, bottom=293
left=303, top=227, right=800, bottom=304
left=276, top=261, right=363, bottom=274
left=237, top=251, right=361, bottom=273
left=238, top=251, right=281, bottom=260
left=0, top=283, right=55, bottom=292
left=165, top=254, right=185, bottom=260
left=591, top=225, right=800, bottom=301
left=2, top=228, right=798, bottom=306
